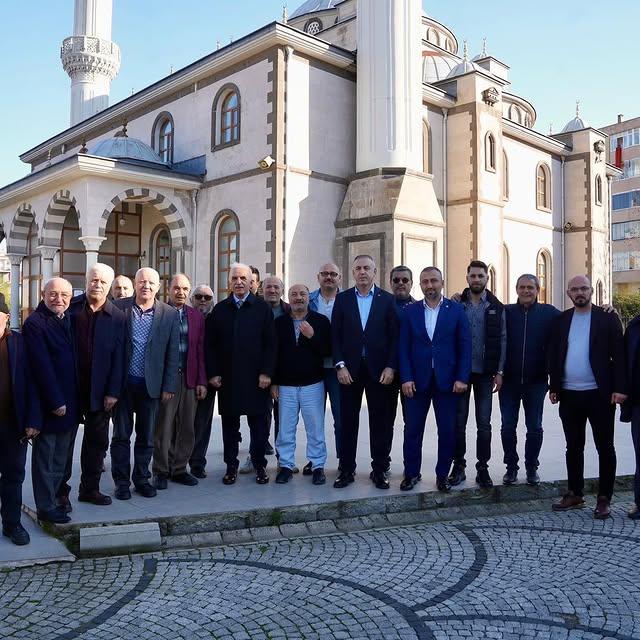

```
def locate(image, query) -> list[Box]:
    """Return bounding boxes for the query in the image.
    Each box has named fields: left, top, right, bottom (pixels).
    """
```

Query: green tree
left=613, top=293, right=640, bottom=328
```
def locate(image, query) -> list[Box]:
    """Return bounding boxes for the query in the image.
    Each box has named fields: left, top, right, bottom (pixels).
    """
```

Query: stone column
left=79, top=235, right=106, bottom=274
left=7, top=254, right=24, bottom=329
left=38, top=246, right=59, bottom=282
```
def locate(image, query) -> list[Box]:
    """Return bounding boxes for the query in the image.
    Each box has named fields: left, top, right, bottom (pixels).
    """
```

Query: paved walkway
left=1, top=496, right=639, bottom=639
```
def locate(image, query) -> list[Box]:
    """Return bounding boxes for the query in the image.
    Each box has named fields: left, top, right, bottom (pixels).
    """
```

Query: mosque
left=0, top=0, right=618, bottom=328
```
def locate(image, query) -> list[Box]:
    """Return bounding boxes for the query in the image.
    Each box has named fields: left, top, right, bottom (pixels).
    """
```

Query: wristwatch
left=496, top=370, right=504, bottom=376
left=336, top=363, right=346, bottom=371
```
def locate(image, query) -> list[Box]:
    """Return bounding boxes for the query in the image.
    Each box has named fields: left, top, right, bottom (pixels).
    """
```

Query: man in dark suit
left=549, top=275, right=627, bottom=519
left=331, top=254, right=399, bottom=490
left=22, top=277, right=78, bottom=524
left=206, top=262, right=276, bottom=485
left=399, top=267, right=471, bottom=492
left=111, top=267, right=179, bottom=500
left=61, top=263, right=126, bottom=509
left=0, top=310, right=42, bottom=545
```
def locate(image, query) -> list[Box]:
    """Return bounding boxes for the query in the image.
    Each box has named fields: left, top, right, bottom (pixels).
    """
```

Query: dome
left=423, top=51, right=457, bottom=83
left=89, top=128, right=166, bottom=165
left=290, top=0, right=341, bottom=19
left=445, top=41, right=480, bottom=79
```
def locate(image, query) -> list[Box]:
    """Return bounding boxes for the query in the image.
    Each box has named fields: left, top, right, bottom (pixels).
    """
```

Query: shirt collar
left=233, top=293, right=250, bottom=305
left=423, top=297, right=443, bottom=310
left=133, top=302, right=155, bottom=315
left=355, top=285, right=375, bottom=299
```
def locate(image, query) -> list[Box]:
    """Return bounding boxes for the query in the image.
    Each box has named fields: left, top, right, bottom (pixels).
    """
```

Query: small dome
left=423, top=52, right=457, bottom=83
left=90, top=129, right=166, bottom=165
left=445, top=40, right=480, bottom=79
left=290, top=0, right=340, bottom=19
left=561, top=102, right=589, bottom=133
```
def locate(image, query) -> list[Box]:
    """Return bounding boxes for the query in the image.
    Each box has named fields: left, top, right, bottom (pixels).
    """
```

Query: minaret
left=61, top=0, right=121, bottom=126
left=356, top=0, right=422, bottom=172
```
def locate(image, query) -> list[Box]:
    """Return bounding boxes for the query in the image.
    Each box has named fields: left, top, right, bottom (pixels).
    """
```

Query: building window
left=613, top=251, right=640, bottom=271
left=612, top=220, right=640, bottom=240
left=502, top=151, right=509, bottom=200
left=485, top=133, right=496, bottom=172
left=537, top=250, right=550, bottom=303
left=488, top=265, right=497, bottom=293
left=98, top=205, right=142, bottom=282
left=422, top=119, right=432, bottom=174
left=153, top=227, right=172, bottom=302
left=595, top=175, right=603, bottom=205
left=502, top=243, right=510, bottom=302
left=610, top=127, right=640, bottom=151
left=21, top=220, right=41, bottom=322
left=304, top=18, right=323, bottom=34
left=59, top=208, right=85, bottom=292
left=211, top=85, right=241, bottom=150
left=536, top=163, right=551, bottom=210
left=213, top=212, right=239, bottom=299
left=612, top=190, right=640, bottom=210
left=151, top=112, right=174, bottom=163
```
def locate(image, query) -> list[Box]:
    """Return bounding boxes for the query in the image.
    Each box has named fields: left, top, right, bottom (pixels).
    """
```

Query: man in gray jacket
left=111, top=268, right=179, bottom=500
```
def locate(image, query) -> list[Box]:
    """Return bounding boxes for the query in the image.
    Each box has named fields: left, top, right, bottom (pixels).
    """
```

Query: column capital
left=79, top=235, right=107, bottom=252
left=37, top=245, right=59, bottom=260
left=7, top=253, right=25, bottom=267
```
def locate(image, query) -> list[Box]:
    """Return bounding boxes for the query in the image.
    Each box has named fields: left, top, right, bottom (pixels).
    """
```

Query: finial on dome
left=549, top=122, right=553, bottom=135
left=114, top=119, right=128, bottom=138
left=576, top=100, right=580, bottom=117
left=462, top=40, right=469, bottom=62
left=216, top=40, right=221, bottom=50
left=79, top=138, right=88, bottom=154
left=481, top=37, right=487, bottom=57
left=282, top=4, right=288, bottom=23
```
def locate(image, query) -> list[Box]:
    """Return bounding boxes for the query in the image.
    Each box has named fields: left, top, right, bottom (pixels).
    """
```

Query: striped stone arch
left=40, top=189, right=78, bottom=246
left=7, top=203, right=37, bottom=255
left=98, top=187, right=188, bottom=249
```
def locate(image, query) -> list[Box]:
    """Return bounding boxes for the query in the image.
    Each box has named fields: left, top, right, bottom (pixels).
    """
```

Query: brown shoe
left=552, top=492, right=585, bottom=512
left=78, top=490, right=112, bottom=506
left=594, top=496, right=611, bottom=520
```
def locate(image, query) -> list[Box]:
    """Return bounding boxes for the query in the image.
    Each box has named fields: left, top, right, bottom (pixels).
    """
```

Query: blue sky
left=0, top=1, right=636, bottom=186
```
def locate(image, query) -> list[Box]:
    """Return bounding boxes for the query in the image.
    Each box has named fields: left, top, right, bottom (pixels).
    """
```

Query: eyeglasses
left=392, top=277, right=411, bottom=284
left=194, top=294, right=213, bottom=301
left=319, top=271, right=339, bottom=278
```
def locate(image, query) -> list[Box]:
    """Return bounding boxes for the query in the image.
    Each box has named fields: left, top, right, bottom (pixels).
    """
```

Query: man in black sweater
left=271, top=284, right=331, bottom=485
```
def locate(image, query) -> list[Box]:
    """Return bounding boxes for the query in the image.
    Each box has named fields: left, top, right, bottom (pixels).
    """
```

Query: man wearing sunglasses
left=0, top=311, right=41, bottom=545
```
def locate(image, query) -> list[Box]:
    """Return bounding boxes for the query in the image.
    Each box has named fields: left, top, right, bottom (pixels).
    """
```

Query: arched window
left=212, top=212, right=239, bottom=299
left=151, top=112, right=174, bottom=163
left=211, top=84, right=241, bottom=150
left=485, top=133, right=496, bottom=171
left=422, top=119, right=432, bottom=174
left=304, top=18, right=323, bottom=34
left=59, top=207, right=85, bottom=291
left=537, top=250, right=551, bottom=304
left=488, top=265, right=497, bottom=293
left=596, top=279, right=604, bottom=305
left=21, top=220, right=41, bottom=321
left=502, top=151, right=509, bottom=200
left=536, top=163, right=551, bottom=210
left=153, top=226, right=172, bottom=302
left=595, top=174, right=603, bottom=205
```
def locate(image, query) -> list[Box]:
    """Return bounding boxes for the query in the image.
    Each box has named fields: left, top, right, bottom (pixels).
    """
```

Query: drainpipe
left=561, top=156, right=565, bottom=308
left=190, top=189, right=199, bottom=281
left=441, top=107, right=448, bottom=283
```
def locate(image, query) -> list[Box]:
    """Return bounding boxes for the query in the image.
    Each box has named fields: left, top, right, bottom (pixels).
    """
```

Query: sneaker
left=552, top=491, right=585, bottom=512
left=239, top=455, right=254, bottom=474
left=276, top=467, right=293, bottom=484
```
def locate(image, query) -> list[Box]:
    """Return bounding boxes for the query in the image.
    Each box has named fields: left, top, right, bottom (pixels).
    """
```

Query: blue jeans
left=276, top=381, right=327, bottom=471
left=454, top=373, right=494, bottom=470
left=323, top=367, right=341, bottom=457
left=499, top=379, right=547, bottom=472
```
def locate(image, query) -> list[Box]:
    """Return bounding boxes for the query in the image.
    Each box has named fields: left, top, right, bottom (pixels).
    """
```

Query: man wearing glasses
left=189, top=285, right=216, bottom=478
left=0, top=311, right=41, bottom=545
left=309, top=263, right=342, bottom=467
left=548, top=275, right=627, bottom=519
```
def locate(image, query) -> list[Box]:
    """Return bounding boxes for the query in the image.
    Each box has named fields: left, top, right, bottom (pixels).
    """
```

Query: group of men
left=1, top=254, right=640, bottom=548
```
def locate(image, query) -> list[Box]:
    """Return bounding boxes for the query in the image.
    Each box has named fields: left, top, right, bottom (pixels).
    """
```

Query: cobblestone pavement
left=1, top=498, right=639, bottom=640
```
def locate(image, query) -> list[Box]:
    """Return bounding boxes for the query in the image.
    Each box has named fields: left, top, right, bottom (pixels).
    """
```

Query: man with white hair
left=22, top=277, right=78, bottom=523
left=111, top=275, right=133, bottom=300
left=57, top=264, right=126, bottom=509
left=206, top=262, right=276, bottom=485
left=111, top=267, right=179, bottom=500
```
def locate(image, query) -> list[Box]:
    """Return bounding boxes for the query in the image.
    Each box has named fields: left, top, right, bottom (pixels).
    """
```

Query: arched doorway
left=151, top=225, right=172, bottom=301
left=58, top=207, right=85, bottom=292
left=98, top=203, right=142, bottom=283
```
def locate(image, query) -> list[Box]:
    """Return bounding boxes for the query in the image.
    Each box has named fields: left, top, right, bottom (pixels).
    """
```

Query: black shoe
left=400, top=475, right=421, bottom=491
left=191, top=468, right=207, bottom=479
left=302, top=461, right=313, bottom=476
left=56, top=494, right=72, bottom=514
left=3, top=523, right=30, bottom=546
left=526, top=469, right=540, bottom=486
left=114, top=486, right=131, bottom=501
left=276, top=467, right=293, bottom=484
left=502, top=468, right=518, bottom=485
left=372, top=471, right=390, bottom=490
left=256, top=467, right=270, bottom=484
left=171, top=472, right=198, bottom=486
left=312, top=468, right=326, bottom=485
left=265, top=442, right=275, bottom=456
left=135, top=483, right=157, bottom=498
left=475, top=468, right=494, bottom=489
left=628, top=504, right=640, bottom=520
left=154, top=475, right=168, bottom=490
left=222, top=466, right=238, bottom=485
left=78, top=490, right=112, bottom=506
left=436, top=476, right=451, bottom=492
left=333, top=471, right=355, bottom=488
left=37, top=508, right=71, bottom=524
left=448, top=465, right=466, bottom=487
left=369, top=466, right=391, bottom=480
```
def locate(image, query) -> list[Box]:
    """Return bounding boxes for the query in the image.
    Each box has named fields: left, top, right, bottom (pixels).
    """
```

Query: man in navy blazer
left=111, top=267, right=180, bottom=500
left=399, top=267, right=472, bottom=492
left=0, top=311, right=42, bottom=544
left=331, top=255, right=399, bottom=490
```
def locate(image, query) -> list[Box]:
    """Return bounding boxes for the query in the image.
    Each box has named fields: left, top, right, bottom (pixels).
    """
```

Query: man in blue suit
left=332, top=255, right=399, bottom=490
left=399, top=267, right=471, bottom=492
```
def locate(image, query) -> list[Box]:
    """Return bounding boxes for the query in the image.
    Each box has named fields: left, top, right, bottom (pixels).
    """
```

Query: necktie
left=236, top=298, right=243, bottom=309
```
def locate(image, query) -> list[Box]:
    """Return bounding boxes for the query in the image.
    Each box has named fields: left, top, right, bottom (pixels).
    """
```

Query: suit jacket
left=69, top=294, right=127, bottom=413
left=331, top=286, right=398, bottom=379
left=114, top=297, right=180, bottom=399
left=548, top=305, right=627, bottom=400
left=181, top=304, right=207, bottom=389
left=22, top=301, right=78, bottom=433
left=5, top=330, right=42, bottom=434
left=399, top=298, right=472, bottom=393
left=206, top=293, right=276, bottom=416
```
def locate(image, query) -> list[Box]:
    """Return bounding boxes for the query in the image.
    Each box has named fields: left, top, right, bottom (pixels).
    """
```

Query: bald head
left=317, top=262, right=341, bottom=294
left=567, top=275, right=592, bottom=310
left=289, top=283, right=310, bottom=316
left=43, top=277, right=73, bottom=317
left=169, top=273, right=191, bottom=309
left=111, top=275, right=133, bottom=299
left=263, top=276, right=284, bottom=306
